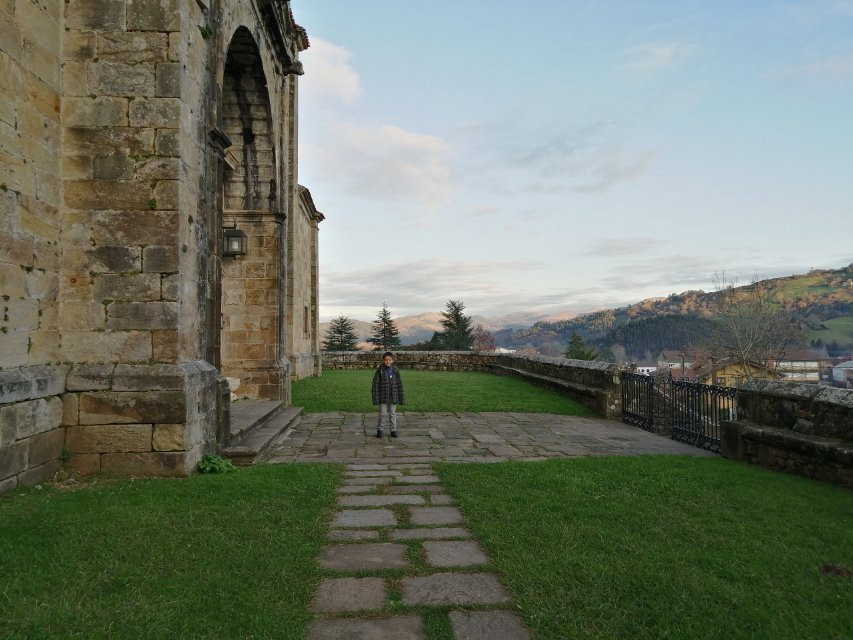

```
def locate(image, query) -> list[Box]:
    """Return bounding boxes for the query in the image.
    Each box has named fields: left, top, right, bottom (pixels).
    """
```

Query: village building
left=0, top=0, right=321, bottom=493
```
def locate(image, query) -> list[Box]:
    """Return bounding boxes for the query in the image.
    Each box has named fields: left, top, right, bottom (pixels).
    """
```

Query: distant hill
left=494, top=265, right=853, bottom=359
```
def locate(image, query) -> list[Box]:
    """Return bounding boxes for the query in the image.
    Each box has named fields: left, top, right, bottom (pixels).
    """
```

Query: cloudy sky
left=291, top=0, right=853, bottom=322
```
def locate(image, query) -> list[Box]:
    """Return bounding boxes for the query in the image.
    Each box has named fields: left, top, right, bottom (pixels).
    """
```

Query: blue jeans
left=377, top=403, right=397, bottom=432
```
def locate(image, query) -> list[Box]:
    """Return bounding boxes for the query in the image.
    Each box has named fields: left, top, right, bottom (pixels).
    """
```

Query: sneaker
left=390, top=431, right=398, bottom=438
left=376, top=429, right=383, bottom=438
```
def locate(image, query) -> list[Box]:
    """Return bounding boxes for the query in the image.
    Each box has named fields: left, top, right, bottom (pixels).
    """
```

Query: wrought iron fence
left=620, top=372, right=737, bottom=452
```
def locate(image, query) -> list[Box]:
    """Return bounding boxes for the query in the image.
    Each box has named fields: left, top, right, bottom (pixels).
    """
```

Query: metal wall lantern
left=222, top=227, right=247, bottom=257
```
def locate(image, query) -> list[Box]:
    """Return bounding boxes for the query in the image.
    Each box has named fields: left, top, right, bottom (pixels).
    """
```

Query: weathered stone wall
left=321, top=351, right=623, bottom=416
left=286, top=186, right=322, bottom=380
left=1, top=0, right=310, bottom=494
left=721, top=379, right=853, bottom=488
left=0, top=0, right=65, bottom=493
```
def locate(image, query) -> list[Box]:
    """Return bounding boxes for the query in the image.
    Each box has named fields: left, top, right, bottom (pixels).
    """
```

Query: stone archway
left=219, top=27, right=285, bottom=401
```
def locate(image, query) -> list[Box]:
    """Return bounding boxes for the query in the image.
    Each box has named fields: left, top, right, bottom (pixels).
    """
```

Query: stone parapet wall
left=721, top=379, right=853, bottom=488
left=321, top=351, right=623, bottom=416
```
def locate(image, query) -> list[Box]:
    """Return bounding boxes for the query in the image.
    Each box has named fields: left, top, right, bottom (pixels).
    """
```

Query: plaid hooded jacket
left=371, top=364, right=405, bottom=405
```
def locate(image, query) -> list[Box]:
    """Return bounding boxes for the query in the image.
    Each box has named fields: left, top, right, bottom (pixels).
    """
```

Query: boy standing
left=371, top=351, right=405, bottom=438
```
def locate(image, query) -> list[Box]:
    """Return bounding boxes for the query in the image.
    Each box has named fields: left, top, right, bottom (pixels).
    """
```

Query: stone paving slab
left=311, top=577, right=387, bottom=612
left=386, top=484, right=443, bottom=493
left=423, top=541, right=490, bottom=567
left=391, top=527, right=474, bottom=540
left=343, top=476, right=394, bottom=486
left=348, top=464, right=388, bottom=471
left=409, top=506, right=464, bottom=525
left=338, top=494, right=425, bottom=507
left=396, top=474, right=440, bottom=484
left=308, top=616, right=426, bottom=640
left=401, top=572, right=511, bottom=606
left=332, top=509, right=397, bottom=528
left=347, top=470, right=402, bottom=477
left=320, top=543, right=410, bottom=571
left=430, top=494, right=454, bottom=505
left=449, top=610, right=531, bottom=640
left=327, top=529, right=380, bottom=541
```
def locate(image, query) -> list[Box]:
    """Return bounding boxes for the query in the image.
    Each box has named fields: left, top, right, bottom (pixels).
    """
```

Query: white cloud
left=301, top=37, right=361, bottom=105
left=619, top=41, right=695, bottom=77
left=305, top=122, right=453, bottom=208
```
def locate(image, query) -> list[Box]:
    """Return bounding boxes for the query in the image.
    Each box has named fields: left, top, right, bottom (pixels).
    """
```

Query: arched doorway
left=218, top=27, right=284, bottom=401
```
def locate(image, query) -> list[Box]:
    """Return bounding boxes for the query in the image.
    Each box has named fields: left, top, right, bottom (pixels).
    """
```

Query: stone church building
left=0, top=0, right=322, bottom=493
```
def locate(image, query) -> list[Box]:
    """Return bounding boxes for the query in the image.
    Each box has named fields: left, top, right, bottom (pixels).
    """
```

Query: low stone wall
left=321, top=351, right=623, bottom=417
left=721, top=380, right=853, bottom=488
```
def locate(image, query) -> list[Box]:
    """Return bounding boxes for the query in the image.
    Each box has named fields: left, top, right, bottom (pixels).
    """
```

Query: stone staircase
left=222, top=400, right=303, bottom=465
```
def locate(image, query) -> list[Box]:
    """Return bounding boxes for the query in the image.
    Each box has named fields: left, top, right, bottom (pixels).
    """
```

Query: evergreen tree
left=566, top=332, right=599, bottom=360
left=322, top=315, right=359, bottom=351
left=435, top=299, right=474, bottom=350
left=367, top=302, right=401, bottom=351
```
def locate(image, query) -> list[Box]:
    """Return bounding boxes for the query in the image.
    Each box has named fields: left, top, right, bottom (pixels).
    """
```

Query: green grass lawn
left=0, top=464, right=340, bottom=640
left=807, top=315, right=853, bottom=346
left=292, top=369, right=596, bottom=415
left=437, top=456, right=853, bottom=640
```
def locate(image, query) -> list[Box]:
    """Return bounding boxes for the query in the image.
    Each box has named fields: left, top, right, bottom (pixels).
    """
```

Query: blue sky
left=291, top=0, right=853, bottom=322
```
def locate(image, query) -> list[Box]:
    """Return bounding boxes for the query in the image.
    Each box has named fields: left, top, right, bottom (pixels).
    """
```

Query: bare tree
left=697, top=274, right=803, bottom=380
left=472, top=324, right=496, bottom=351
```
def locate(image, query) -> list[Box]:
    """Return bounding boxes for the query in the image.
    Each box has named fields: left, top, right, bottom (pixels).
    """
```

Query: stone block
left=63, top=32, right=96, bottom=61
left=0, top=440, right=27, bottom=479
left=152, top=180, right=179, bottom=209
left=391, top=527, right=474, bottom=540
left=401, top=572, right=511, bottom=606
left=448, top=611, right=531, bottom=640
left=65, top=127, right=154, bottom=155
left=100, top=451, right=188, bottom=476
left=59, top=301, right=106, bottom=331
left=68, top=452, right=100, bottom=475
left=135, top=157, right=179, bottom=180
left=64, top=0, right=126, bottom=31
left=89, top=61, right=155, bottom=97
left=93, top=155, right=135, bottom=180
left=26, top=270, right=59, bottom=300
left=0, top=399, right=34, bottom=444
left=320, top=543, right=409, bottom=571
left=20, top=460, right=60, bottom=487
left=152, top=423, right=186, bottom=451
left=338, top=495, right=425, bottom=507
left=67, top=330, right=151, bottom=366
left=65, top=180, right=152, bottom=211
left=26, top=75, right=61, bottom=123
left=63, top=393, right=79, bottom=426
left=107, top=301, right=177, bottom=330
left=79, top=390, right=186, bottom=425
left=94, top=273, right=161, bottom=302
left=327, top=530, right=381, bottom=541
left=29, top=330, right=61, bottom=364
left=32, top=397, right=63, bottom=436
left=4, top=296, right=38, bottom=329
left=63, top=97, right=128, bottom=127
left=112, top=364, right=184, bottom=391
left=66, top=423, right=152, bottom=453
left=93, top=210, right=178, bottom=245
left=28, top=428, right=65, bottom=467
left=0, top=368, right=32, bottom=403
left=129, top=98, right=180, bottom=127
left=0, top=475, right=17, bottom=494
left=62, top=155, right=93, bottom=180
left=143, top=245, right=177, bottom=273
left=61, top=61, right=88, bottom=97
left=0, top=330, right=28, bottom=367
left=409, top=507, right=464, bottom=525
left=154, top=128, right=179, bottom=156
left=64, top=246, right=140, bottom=273
left=152, top=330, right=178, bottom=362
left=331, top=509, right=397, bottom=528
left=97, top=32, right=168, bottom=63
left=32, top=239, right=59, bottom=271
left=307, top=617, right=426, bottom=640
left=311, top=577, right=386, bottom=613
left=0, top=231, right=34, bottom=267
left=66, top=364, right=115, bottom=391
left=127, top=0, right=180, bottom=31
left=155, top=62, right=180, bottom=97
left=0, top=262, right=27, bottom=297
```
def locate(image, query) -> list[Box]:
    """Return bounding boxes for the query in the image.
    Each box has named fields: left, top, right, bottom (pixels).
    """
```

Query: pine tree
left=322, top=315, right=359, bottom=351
left=566, top=332, right=599, bottom=360
left=436, top=299, right=474, bottom=350
left=367, top=302, right=402, bottom=351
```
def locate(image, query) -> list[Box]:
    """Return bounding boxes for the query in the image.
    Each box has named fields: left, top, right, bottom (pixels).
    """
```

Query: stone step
left=223, top=406, right=303, bottom=466
left=228, top=399, right=285, bottom=443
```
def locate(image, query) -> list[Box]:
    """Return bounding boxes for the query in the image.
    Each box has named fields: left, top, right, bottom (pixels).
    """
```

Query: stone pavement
left=308, top=461, right=531, bottom=640
left=265, top=411, right=713, bottom=464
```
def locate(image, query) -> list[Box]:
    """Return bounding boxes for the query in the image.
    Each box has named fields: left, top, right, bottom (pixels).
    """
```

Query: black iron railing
left=621, top=372, right=737, bottom=452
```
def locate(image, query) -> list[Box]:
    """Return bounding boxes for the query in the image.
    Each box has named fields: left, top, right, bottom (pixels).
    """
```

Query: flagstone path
left=308, top=461, right=531, bottom=640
